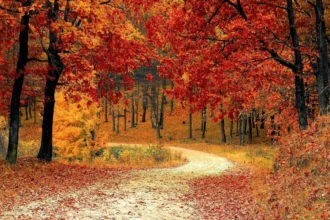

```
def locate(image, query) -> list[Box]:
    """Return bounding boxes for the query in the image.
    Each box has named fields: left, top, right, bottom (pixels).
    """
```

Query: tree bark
left=104, top=91, right=108, bottom=122
left=135, top=97, right=139, bottom=126
left=189, top=111, right=192, bottom=139
left=315, top=0, right=329, bottom=115
left=124, top=108, right=127, bottom=131
left=28, top=100, right=32, bottom=119
left=156, top=84, right=162, bottom=138
left=242, top=115, right=246, bottom=146
left=170, top=81, right=174, bottom=115
left=220, top=118, right=226, bottom=143
left=131, top=96, right=135, bottom=128
left=116, top=106, right=120, bottom=134
left=6, top=12, right=30, bottom=164
left=239, top=115, right=243, bottom=146
left=229, top=120, right=233, bottom=144
left=142, top=96, right=148, bottom=122
left=243, top=116, right=247, bottom=135
left=220, top=104, right=226, bottom=143
left=38, top=78, right=60, bottom=161
left=38, top=0, right=64, bottom=162
left=141, top=84, right=148, bottom=122
left=248, top=113, right=252, bottom=144
left=150, top=81, right=157, bottom=129
left=201, top=108, right=206, bottom=139
left=111, top=102, right=115, bottom=131
left=159, top=79, right=166, bottom=129
left=256, top=119, right=259, bottom=137
left=287, top=0, right=308, bottom=129
left=260, top=111, right=265, bottom=129
left=33, top=97, right=37, bottom=124
left=25, top=106, right=29, bottom=120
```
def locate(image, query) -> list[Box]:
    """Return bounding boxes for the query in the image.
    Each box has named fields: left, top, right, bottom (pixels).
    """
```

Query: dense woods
left=0, top=0, right=329, bottom=219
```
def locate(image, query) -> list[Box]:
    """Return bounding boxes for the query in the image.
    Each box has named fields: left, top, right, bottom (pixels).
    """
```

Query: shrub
left=53, top=92, right=102, bottom=162
left=258, top=116, right=330, bottom=219
left=100, top=145, right=183, bottom=167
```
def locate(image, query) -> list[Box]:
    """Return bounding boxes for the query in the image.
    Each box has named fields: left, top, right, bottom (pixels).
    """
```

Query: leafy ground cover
left=0, top=158, right=128, bottom=214
left=1, top=108, right=329, bottom=219
left=186, top=166, right=259, bottom=219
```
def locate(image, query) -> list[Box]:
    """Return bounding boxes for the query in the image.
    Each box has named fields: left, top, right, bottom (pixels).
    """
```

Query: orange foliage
left=53, top=92, right=102, bottom=161
left=258, top=116, right=330, bottom=219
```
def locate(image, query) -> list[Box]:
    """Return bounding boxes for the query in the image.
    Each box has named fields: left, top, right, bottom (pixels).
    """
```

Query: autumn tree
left=3, top=0, right=32, bottom=163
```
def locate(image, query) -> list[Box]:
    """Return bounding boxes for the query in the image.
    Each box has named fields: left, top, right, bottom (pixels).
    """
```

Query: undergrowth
left=177, top=143, right=277, bottom=172
left=257, top=116, right=330, bottom=219
left=55, top=145, right=185, bottom=169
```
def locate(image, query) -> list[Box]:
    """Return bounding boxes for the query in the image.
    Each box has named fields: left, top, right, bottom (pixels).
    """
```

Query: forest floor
left=0, top=146, right=261, bottom=219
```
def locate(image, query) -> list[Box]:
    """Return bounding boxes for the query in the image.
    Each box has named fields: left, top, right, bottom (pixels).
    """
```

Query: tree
left=5, top=1, right=32, bottom=164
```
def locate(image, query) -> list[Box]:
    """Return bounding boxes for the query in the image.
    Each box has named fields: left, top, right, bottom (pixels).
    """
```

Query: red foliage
left=259, top=116, right=330, bottom=219
left=187, top=168, right=260, bottom=219
left=146, top=73, right=153, bottom=82
left=0, top=158, right=129, bottom=214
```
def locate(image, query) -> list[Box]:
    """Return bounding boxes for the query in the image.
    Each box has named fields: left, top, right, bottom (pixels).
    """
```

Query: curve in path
left=1, top=146, right=233, bottom=220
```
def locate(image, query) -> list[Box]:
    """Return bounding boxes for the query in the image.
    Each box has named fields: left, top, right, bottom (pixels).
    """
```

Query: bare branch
left=224, top=0, right=248, bottom=20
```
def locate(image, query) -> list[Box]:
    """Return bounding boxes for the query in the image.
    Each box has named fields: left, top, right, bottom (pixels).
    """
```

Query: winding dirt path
left=1, top=146, right=232, bottom=219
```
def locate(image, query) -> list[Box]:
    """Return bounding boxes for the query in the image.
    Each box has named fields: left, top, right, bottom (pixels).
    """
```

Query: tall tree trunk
left=33, top=97, right=37, bottom=124
left=104, top=91, right=108, bottom=123
left=255, top=111, right=260, bottom=137
left=287, top=0, right=308, bottom=129
left=260, top=110, right=265, bottom=129
left=170, top=81, right=174, bottom=115
left=239, top=115, right=243, bottom=146
left=270, top=115, right=276, bottom=143
left=159, top=94, right=165, bottom=129
left=242, top=115, right=246, bottom=146
left=150, top=103, right=155, bottom=128
left=201, top=107, right=206, bottom=139
left=97, top=88, right=101, bottom=119
left=116, top=106, right=120, bottom=134
left=256, top=119, right=259, bottom=137
left=156, top=84, right=162, bottom=138
left=252, top=110, right=255, bottom=128
left=38, top=0, right=64, bottom=162
left=220, top=118, right=226, bottom=143
left=142, top=95, right=148, bottom=122
left=38, top=78, right=60, bottom=161
left=248, top=113, right=252, bottom=144
left=150, top=81, right=157, bottom=129
left=28, top=100, right=32, bottom=119
left=135, top=98, right=139, bottom=126
left=141, top=84, right=148, bottom=122
left=124, top=108, right=127, bottom=131
left=243, top=116, right=247, bottom=135
left=159, top=79, right=166, bottom=129
left=200, top=111, right=203, bottom=131
left=131, top=96, right=135, bottom=128
left=189, top=110, right=192, bottom=139
left=315, top=0, right=329, bottom=115
left=25, top=106, right=29, bottom=120
left=229, top=120, right=233, bottom=144
left=220, top=105, right=226, bottom=143
left=6, top=12, right=30, bottom=164
left=111, top=102, right=115, bottom=131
